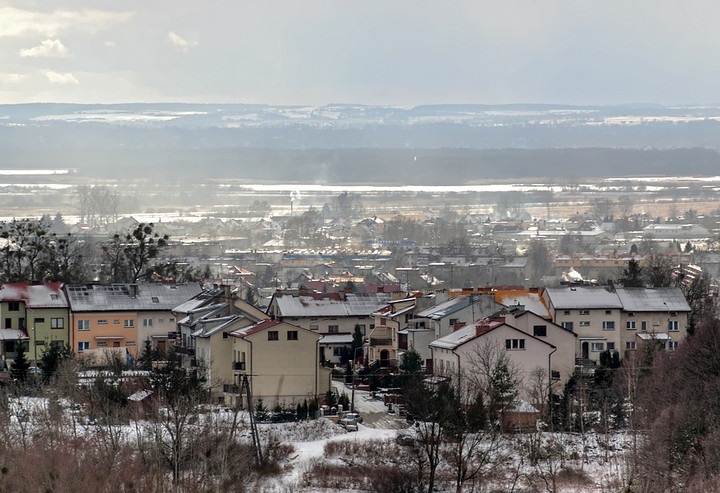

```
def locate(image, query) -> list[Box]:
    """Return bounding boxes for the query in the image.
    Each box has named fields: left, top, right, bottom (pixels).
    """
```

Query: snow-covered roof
left=0, top=283, right=67, bottom=308
left=0, top=329, right=28, bottom=340
left=637, top=332, right=671, bottom=340
left=544, top=286, right=623, bottom=310
left=615, top=287, right=690, bottom=312
left=429, top=320, right=504, bottom=350
left=273, top=292, right=390, bottom=317
left=493, top=291, right=550, bottom=318
left=416, top=295, right=471, bottom=320
left=66, top=283, right=202, bottom=312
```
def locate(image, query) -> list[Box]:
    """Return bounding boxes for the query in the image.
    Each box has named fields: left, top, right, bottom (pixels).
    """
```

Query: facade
left=229, top=319, right=331, bottom=408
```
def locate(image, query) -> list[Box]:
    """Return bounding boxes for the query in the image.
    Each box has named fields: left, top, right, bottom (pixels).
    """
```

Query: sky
left=1, top=0, right=720, bottom=106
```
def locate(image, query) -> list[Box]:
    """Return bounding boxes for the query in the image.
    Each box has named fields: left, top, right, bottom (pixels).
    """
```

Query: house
left=541, top=286, right=690, bottom=361
left=0, top=283, right=69, bottom=364
left=366, top=294, right=421, bottom=369
left=429, top=319, right=557, bottom=409
left=66, top=283, right=202, bottom=359
left=228, top=319, right=331, bottom=408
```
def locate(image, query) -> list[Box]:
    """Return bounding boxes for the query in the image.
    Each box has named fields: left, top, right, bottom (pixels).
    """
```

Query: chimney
left=454, top=321, right=467, bottom=332
left=129, top=284, right=138, bottom=298
left=377, top=285, right=384, bottom=293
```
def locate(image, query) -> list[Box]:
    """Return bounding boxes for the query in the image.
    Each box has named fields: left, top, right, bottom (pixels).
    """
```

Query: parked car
left=339, top=412, right=363, bottom=424
left=338, top=412, right=363, bottom=431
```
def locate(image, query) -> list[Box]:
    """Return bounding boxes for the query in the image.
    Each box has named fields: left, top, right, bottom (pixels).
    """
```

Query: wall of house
left=136, top=309, right=180, bottom=353
left=550, top=307, right=622, bottom=362
left=233, top=323, right=327, bottom=408
left=71, top=311, right=139, bottom=358
left=619, top=310, right=689, bottom=353
left=26, top=307, right=70, bottom=361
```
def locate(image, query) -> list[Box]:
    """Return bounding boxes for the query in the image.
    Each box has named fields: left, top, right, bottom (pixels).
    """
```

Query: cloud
left=45, top=71, right=79, bottom=84
left=167, top=31, right=198, bottom=51
left=20, top=39, right=68, bottom=58
left=0, top=7, right=133, bottom=38
left=104, top=41, right=117, bottom=48
left=0, top=73, right=26, bottom=83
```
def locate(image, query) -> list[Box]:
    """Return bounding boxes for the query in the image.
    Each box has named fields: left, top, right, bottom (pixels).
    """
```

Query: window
left=641, top=321, right=648, bottom=331
left=125, top=341, right=136, bottom=346
left=287, top=331, right=298, bottom=340
left=158, top=318, right=164, bottom=323
left=328, top=325, right=339, bottom=334
left=51, top=318, right=64, bottom=329
left=357, top=324, right=366, bottom=335
left=579, top=321, right=590, bottom=327
left=670, top=311, right=677, bottom=317
left=222, top=332, right=229, bottom=339
left=669, top=341, right=679, bottom=351
left=310, top=325, right=318, bottom=331
left=607, top=342, right=615, bottom=351
left=34, top=317, right=45, bottom=324
left=505, top=339, right=525, bottom=350
left=602, top=321, right=615, bottom=330
left=591, top=342, right=604, bottom=352
left=50, top=294, right=58, bottom=300
left=563, top=310, right=571, bottom=315
left=449, top=318, right=459, bottom=326
left=97, top=319, right=108, bottom=325
left=114, top=320, right=120, bottom=324
left=627, top=312, right=635, bottom=317
left=124, top=320, right=134, bottom=328
left=605, top=310, right=612, bottom=315
left=333, top=347, right=341, bottom=356
left=3, top=319, right=9, bottom=329
left=151, top=297, right=159, bottom=303
left=50, top=341, right=64, bottom=349
left=626, top=341, right=637, bottom=350
left=7, top=302, right=19, bottom=312
left=626, top=321, right=636, bottom=330
left=143, top=318, right=153, bottom=327
left=669, top=320, right=679, bottom=331
left=533, top=325, right=547, bottom=337
left=561, top=322, right=573, bottom=331
left=35, top=340, right=44, bottom=346
left=169, top=318, right=175, bottom=323
left=77, top=341, right=89, bottom=351
left=579, top=310, right=590, bottom=316
left=96, top=341, right=107, bottom=347
left=268, top=331, right=279, bottom=341
left=78, top=320, right=90, bottom=331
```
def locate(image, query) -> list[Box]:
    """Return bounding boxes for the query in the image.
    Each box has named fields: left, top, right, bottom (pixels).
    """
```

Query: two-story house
left=66, top=283, right=201, bottom=359
left=0, top=283, right=70, bottom=365
left=229, top=319, right=331, bottom=408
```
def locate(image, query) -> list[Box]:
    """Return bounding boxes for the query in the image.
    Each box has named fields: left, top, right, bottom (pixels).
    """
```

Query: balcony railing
left=175, top=346, right=195, bottom=356
left=369, top=338, right=392, bottom=347
left=232, top=361, right=246, bottom=371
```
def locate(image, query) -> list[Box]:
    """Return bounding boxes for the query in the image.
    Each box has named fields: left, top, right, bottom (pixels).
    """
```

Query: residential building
left=229, top=319, right=331, bottom=408
left=0, top=283, right=69, bottom=364
left=66, top=283, right=202, bottom=359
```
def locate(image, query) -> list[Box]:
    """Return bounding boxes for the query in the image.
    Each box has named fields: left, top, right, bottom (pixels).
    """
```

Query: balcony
left=232, top=361, right=246, bottom=371
left=175, top=346, right=195, bottom=356
left=369, top=338, right=392, bottom=347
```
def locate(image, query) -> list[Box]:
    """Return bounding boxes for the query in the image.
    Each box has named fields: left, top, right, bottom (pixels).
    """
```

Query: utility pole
left=351, top=346, right=364, bottom=413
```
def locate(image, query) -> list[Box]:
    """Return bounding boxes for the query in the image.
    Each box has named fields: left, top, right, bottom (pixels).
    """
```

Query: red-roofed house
left=228, top=320, right=331, bottom=408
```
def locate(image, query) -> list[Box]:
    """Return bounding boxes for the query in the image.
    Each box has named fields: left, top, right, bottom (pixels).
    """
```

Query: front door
left=380, top=349, right=390, bottom=367
left=582, top=342, right=589, bottom=360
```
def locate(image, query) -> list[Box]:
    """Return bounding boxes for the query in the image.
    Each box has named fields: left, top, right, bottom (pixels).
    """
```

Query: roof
left=0, top=283, right=68, bottom=308
left=614, top=287, right=690, bottom=312
left=231, top=319, right=284, bottom=338
left=429, top=320, right=504, bottom=350
left=271, top=292, right=391, bottom=317
left=0, top=329, right=28, bottom=340
left=66, top=283, right=202, bottom=312
left=416, top=295, right=471, bottom=320
left=637, top=332, right=671, bottom=340
left=544, top=286, right=623, bottom=310
left=373, top=303, right=415, bottom=319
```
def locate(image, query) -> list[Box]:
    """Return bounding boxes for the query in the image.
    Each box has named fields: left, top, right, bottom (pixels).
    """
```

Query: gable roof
left=271, top=292, right=391, bottom=317
left=0, top=283, right=67, bottom=308
left=543, top=286, right=623, bottom=310
left=416, top=294, right=472, bottom=320
left=66, top=283, right=202, bottom=312
left=614, top=287, right=690, bottom=312
left=430, top=319, right=556, bottom=351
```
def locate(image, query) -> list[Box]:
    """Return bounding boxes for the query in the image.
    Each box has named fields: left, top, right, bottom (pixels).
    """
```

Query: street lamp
left=350, top=345, right=364, bottom=413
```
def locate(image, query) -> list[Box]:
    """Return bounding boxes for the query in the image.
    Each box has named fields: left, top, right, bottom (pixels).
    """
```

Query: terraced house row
left=0, top=282, right=202, bottom=365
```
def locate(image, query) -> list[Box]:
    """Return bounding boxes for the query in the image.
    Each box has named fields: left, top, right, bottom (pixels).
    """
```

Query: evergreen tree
left=11, top=342, right=30, bottom=382
left=619, top=258, right=644, bottom=287
left=40, top=343, right=74, bottom=383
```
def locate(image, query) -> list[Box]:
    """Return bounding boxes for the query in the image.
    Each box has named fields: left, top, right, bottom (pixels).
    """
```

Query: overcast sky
left=1, top=0, right=719, bottom=106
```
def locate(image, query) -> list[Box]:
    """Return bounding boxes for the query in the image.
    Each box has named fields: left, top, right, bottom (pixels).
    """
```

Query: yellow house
left=229, top=320, right=331, bottom=408
left=0, top=283, right=70, bottom=365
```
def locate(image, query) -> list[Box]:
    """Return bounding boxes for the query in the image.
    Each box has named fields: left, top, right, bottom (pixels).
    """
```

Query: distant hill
left=1, top=103, right=720, bottom=184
